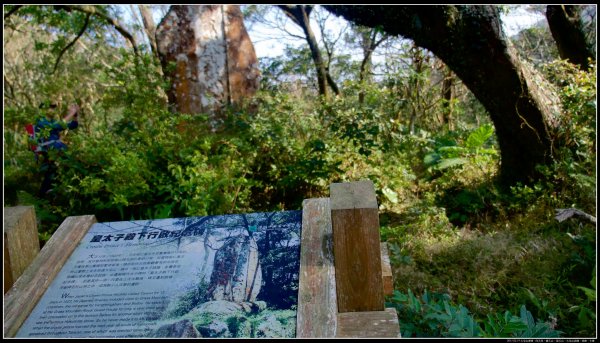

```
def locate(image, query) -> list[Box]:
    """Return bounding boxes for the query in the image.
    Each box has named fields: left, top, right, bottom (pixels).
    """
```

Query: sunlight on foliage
left=3, top=5, right=596, bottom=337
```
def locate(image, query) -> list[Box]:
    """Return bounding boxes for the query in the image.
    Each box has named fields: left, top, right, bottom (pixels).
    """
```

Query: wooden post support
left=381, top=242, right=394, bottom=296
left=336, top=308, right=401, bottom=338
left=4, top=206, right=40, bottom=294
left=330, top=180, right=384, bottom=313
left=3, top=215, right=97, bottom=338
left=297, top=198, right=338, bottom=338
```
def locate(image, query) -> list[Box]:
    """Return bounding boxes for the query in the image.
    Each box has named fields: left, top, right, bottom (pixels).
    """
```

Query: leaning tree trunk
left=138, top=5, right=159, bottom=61
left=440, top=65, right=454, bottom=130
left=358, top=28, right=387, bottom=104
left=278, top=5, right=330, bottom=99
left=324, top=5, right=562, bottom=187
left=408, top=44, right=424, bottom=135
left=546, top=5, right=594, bottom=70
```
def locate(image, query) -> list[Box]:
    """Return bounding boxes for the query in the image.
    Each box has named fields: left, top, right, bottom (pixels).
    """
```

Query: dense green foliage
left=3, top=4, right=596, bottom=338
left=387, top=289, right=561, bottom=337
left=381, top=59, right=596, bottom=337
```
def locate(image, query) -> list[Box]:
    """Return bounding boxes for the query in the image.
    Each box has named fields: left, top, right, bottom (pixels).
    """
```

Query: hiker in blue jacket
left=35, top=101, right=79, bottom=197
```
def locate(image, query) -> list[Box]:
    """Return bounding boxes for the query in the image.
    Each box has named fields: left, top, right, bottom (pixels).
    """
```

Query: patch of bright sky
left=122, top=5, right=544, bottom=60
left=247, top=5, right=545, bottom=60
left=500, top=5, right=546, bottom=37
left=244, top=5, right=341, bottom=60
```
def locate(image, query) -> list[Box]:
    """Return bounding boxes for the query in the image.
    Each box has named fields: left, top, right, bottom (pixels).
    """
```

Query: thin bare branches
left=51, top=13, right=90, bottom=74
left=138, top=5, right=159, bottom=59
left=57, top=5, right=139, bottom=56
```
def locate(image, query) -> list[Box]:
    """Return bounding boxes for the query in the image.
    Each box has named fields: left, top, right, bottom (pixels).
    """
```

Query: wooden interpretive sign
left=330, top=180, right=384, bottom=312
left=6, top=181, right=400, bottom=338
left=9, top=212, right=302, bottom=338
